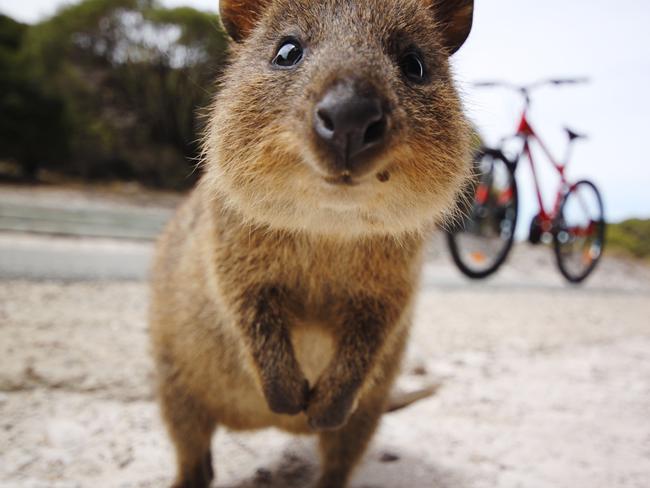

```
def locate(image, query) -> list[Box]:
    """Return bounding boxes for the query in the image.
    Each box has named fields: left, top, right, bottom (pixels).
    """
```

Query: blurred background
left=1, top=1, right=649, bottom=488
left=1, top=0, right=648, bottom=251
left=0, top=0, right=227, bottom=190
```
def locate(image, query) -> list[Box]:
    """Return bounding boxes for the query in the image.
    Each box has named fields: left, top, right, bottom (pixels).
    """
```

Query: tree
left=4, top=0, right=229, bottom=189
left=0, top=14, right=69, bottom=179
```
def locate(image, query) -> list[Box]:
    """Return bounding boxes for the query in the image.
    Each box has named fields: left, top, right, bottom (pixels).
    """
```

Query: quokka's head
left=205, top=0, right=474, bottom=238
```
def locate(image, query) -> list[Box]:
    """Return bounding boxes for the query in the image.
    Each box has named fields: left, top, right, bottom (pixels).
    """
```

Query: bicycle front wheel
left=554, top=180, right=605, bottom=284
left=447, top=150, right=518, bottom=279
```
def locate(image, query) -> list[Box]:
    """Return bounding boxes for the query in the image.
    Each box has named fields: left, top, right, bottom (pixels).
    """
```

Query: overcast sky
left=1, top=0, right=649, bottom=227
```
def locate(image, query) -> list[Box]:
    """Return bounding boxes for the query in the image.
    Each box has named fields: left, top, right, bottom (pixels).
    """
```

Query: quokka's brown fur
left=149, top=1, right=474, bottom=487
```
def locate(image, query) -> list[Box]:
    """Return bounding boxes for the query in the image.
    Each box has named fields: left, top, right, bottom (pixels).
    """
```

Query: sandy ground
left=1, top=235, right=650, bottom=488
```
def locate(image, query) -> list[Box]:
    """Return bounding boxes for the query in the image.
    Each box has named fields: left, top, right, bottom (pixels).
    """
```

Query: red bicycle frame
left=472, top=78, right=590, bottom=234
left=513, top=102, right=583, bottom=233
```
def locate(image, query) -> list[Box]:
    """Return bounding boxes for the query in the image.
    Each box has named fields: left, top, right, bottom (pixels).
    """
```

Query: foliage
left=0, top=0, right=228, bottom=189
left=0, top=15, right=69, bottom=179
left=607, top=219, right=650, bottom=260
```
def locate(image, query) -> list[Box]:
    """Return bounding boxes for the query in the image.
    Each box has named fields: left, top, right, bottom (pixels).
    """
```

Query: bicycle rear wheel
left=446, top=150, right=518, bottom=279
left=554, top=180, right=605, bottom=283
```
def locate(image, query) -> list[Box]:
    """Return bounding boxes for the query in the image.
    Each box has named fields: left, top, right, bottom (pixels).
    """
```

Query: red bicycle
left=447, top=79, right=605, bottom=283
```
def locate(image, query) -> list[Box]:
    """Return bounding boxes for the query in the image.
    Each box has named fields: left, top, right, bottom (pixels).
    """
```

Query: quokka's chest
left=290, top=318, right=336, bottom=385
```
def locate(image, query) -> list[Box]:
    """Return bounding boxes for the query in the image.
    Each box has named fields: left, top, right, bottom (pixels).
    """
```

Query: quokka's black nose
left=313, top=80, right=388, bottom=173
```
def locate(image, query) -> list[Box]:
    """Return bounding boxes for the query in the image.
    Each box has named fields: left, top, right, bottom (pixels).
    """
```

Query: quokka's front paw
left=262, top=369, right=310, bottom=415
left=306, top=377, right=359, bottom=431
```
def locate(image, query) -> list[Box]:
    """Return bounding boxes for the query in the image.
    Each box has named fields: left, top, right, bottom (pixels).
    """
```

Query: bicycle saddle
left=565, top=127, right=588, bottom=141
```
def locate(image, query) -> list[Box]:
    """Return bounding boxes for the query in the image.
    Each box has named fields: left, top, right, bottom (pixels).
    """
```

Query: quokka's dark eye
left=400, top=52, right=426, bottom=84
left=272, top=39, right=304, bottom=68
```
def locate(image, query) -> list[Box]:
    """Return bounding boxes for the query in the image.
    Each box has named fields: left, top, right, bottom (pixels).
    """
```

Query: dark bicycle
left=447, top=79, right=605, bottom=283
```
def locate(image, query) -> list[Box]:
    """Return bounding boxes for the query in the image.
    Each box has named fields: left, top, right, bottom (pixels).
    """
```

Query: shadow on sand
left=220, top=444, right=466, bottom=488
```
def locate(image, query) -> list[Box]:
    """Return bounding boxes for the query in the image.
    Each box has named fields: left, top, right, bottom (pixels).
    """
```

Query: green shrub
left=607, top=219, right=650, bottom=260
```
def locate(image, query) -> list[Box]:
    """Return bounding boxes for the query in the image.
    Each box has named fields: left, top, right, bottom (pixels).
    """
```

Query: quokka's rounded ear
left=220, top=0, right=273, bottom=42
left=431, top=0, right=474, bottom=55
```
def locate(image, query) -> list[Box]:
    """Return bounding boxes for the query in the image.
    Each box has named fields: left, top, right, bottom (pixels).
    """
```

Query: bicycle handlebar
left=471, top=78, right=589, bottom=92
left=543, top=77, right=590, bottom=87
left=471, top=78, right=589, bottom=108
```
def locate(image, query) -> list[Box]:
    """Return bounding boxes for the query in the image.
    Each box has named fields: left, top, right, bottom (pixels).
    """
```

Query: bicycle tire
left=447, top=150, right=518, bottom=279
left=554, top=180, right=605, bottom=284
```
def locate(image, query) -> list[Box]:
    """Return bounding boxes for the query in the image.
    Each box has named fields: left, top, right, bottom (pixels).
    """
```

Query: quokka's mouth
left=321, top=168, right=391, bottom=187
left=323, top=173, right=359, bottom=186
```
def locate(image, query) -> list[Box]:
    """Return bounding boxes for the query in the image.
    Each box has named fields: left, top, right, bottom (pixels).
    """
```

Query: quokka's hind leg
left=170, top=448, right=215, bottom=488
left=315, top=392, right=386, bottom=488
left=159, top=378, right=217, bottom=488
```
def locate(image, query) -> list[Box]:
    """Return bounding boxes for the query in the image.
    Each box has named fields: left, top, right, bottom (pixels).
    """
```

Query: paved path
left=0, top=191, right=172, bottom=241
left=2, top=229, right=649, bottom=295
left=0, top=233, right=152, bottom=281
left=0, top=185, right=170, bottom=280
